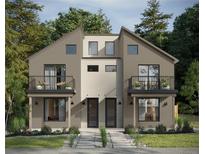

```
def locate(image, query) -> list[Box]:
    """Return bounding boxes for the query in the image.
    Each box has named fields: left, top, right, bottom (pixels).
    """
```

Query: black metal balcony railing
left=129, top=76, right=175, bottom=91
left=29, top=76, right=75, bottom=91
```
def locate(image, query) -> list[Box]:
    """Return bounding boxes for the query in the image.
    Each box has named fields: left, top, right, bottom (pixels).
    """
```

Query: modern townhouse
left=27, top=26, right=178, bottom=130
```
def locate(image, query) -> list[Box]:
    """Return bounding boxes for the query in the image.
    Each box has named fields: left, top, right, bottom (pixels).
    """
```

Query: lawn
left=133, top=133, right=199, bottom=147
left=179, top=114, right=199, bottom=128
left=6, top=136, right=68, bottom=148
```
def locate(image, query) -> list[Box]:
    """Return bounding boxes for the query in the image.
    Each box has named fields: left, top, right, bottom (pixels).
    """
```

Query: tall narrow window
left=139, top=98, right=159, bottom=121
left=105, top=42, right=114, bottom=55
left=88, top=41, right=98, bottom=55
left=128, top=45, right=138, bottom=54
left=44, top=98, right=66, bottom=121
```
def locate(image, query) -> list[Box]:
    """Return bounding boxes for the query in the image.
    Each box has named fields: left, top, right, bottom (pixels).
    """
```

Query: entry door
left=105, top=98, right=116, bottom=128
left=87, top=98, right=98, bottom=128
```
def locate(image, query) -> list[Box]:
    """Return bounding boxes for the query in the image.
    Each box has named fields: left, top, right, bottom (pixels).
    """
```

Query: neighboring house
left=28, top=26, right=178, bottom=130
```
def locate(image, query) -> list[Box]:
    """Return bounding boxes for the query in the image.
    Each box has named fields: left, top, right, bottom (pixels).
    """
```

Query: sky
left=33, top=0, right=198, bottom=33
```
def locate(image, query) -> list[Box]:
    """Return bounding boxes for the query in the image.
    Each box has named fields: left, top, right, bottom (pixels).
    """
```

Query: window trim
left=105, top=41, right=115, bottom=56
left=66, top=44, right=77, bottom=55
left=128, top=44, right=139, bottom=55
left=138, top=97, right=160, bottom=122
left=105, top=65, right=117, bottom=72
left=87, top=65, right=99, bottom=72
left=44, top=97, right=67, bottom=122
left=88, top=41, right=98, bottom=56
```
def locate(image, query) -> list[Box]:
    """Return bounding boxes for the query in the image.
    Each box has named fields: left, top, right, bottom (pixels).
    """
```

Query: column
left=67, top=97, right=71, bottom=128
left=29, top=97, right=32, bottom=131
left=133, top=96, right=136, bottom=128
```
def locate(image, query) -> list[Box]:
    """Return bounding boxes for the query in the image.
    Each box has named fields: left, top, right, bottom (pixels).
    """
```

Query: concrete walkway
left=75, top=128, right=136, bottom=149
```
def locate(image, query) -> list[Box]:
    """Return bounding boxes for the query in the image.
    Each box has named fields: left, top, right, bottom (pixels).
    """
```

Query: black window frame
left=88, top=41, right=98, bottom=55
left=87, top=65, right=99, bottom=72
left=128, top=44, right=139, bottom=55
left=66, top=44, right=77, bottom=55
left=138, top=98, right=160, bottom=122
left=105, top=41, right=115, bottom=56
left=44, top=97, right=66, bottom=122
left=105, top=65, right=117, bottom=72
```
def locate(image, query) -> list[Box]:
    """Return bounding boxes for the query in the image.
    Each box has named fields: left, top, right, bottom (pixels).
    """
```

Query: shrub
left=8, top=117, right=26, bottom=133
left=63, top=127, right=69, bottom=134
left=182, top=119, right=194, bottom=133
left=100, top=127, right=108, bottom=147
left=68, top=134, right=77, bottom=147
left=155, top=124, right=167, bottom=134
left=69, top=127, right=80, bottom=134
left=31, top=130, right=40, bottom=135
left=41, top=125, right=52, bottom=135
left=138, top=126, right=144, bottom=134
left=125, top=125, right=136, bottom=134
left=176, top=117, right=183, bottom=131
left=52, top=130, right=62, bottom=135
left=146, top=129, right=155, bottom=134
left=167, top=129, right=176, bottom=133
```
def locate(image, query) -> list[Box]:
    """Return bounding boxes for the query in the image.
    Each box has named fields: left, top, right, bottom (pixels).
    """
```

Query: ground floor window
left=138, top=98, right=159, bottom=121
left=44, top=98, right=66, bottom=121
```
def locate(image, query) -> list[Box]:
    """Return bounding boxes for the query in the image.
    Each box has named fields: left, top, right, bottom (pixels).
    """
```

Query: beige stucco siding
left=83, top=36, right=119, bottom=57
left=29, top=28, right=83, bottom=128
left=122, top=30, right=175, bottom=128
left=81, top=59, right=123, bottom=128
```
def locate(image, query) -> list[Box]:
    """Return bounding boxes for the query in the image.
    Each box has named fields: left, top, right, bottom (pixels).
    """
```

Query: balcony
left=28, top=76, right=75, bottom=94
left=128, top=76, right=177, bottom=94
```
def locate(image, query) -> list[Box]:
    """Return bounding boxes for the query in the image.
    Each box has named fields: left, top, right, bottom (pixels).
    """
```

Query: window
left=44, top=64, right=66, bottom=90
left=128, top=45, right=138, bottom=54
left=105, top=65, right=117, bottom=72
left=138, top=64, right=159, bottom=90
left=87, top=65, right=99, bottom=72
left=105, top=42, right=114, bottom=55
left=44, top=98, right=66, bottom=121
left=66, top=44, right=76, bottom=55
left=139, top=98, right=159, bottom=121
left=88, top=41, right=98, bottom=55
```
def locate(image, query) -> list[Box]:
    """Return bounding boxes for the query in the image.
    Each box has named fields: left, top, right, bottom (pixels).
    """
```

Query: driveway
left=6, top=147, right=199, bottom=154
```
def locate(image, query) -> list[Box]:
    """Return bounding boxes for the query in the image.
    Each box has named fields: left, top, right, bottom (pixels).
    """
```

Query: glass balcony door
left=139, top=65, right=159, bottom=90
left=44, top=65, right=66, bottom=90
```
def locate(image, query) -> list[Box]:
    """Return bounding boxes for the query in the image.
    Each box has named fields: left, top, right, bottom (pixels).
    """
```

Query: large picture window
left=44, top=98, right=66, bottom=121
left=139, top=98, right=159, bottom=121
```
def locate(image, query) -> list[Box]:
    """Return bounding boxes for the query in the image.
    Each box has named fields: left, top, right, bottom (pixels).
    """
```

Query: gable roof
left=120, top=26, right=179, bottom=64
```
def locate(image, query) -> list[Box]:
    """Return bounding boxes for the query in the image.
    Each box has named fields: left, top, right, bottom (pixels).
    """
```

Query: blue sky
left=33, top=0, right=198, bottom=33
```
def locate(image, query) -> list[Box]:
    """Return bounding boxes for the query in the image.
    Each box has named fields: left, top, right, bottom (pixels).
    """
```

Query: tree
left=134, top=0, right=172, bottom=49
left=168, top=4, right=199, bottom=92
left=180, top=60, right=199, bottom=114
left=47, top=8, right=112, bottom=41
left=5, top=0, right=48, bottom=130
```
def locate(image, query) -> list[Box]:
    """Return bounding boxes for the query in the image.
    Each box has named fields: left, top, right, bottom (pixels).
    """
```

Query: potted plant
left=161, top=79, right=170, bottom=89
left=36, top=81, right=44, bottom=90
left=133, top=81, right=141, bottom=89
left=64, top=83, right=72, bottom=90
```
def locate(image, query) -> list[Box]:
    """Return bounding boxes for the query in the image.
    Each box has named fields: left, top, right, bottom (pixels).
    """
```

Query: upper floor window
left=105, top=42, right=114, bottom=55
left=105, top=65, right=117, bottom=72
left=128, top=45, right=138, bottom=55
left=87, top=65, right=99, bottom=72
left=88, top=41, right=98, bottom=55
left=66, top=44, right=76, bottom=55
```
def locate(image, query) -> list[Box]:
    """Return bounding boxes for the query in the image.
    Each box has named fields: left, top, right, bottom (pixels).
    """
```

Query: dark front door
left=87, top=98, right=98, bottom=128
left=105, top=98, right=116, bottom=128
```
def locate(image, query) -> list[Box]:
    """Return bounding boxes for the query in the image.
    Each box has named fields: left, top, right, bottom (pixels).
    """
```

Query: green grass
left=6, top=136, right=68, bottom=148
left=179, top=114, right=199, bottom=128
left=133, top=133, right=199, bottom=147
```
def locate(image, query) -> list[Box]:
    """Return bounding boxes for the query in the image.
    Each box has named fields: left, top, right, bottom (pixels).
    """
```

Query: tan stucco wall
left=83, top=35, right=119, bottom=57
left=121, top=30, right=175, bottom=128
left=32, top=97, right=70, bottom=128
left=80, top=59, right=123, bottom=128
left=29, top=28, right=83, bottom=128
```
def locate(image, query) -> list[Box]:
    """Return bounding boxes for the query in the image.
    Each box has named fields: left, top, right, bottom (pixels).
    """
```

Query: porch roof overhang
left=27, top=89, right=76, bottom=97
left=128, top=89, right=177, bottom=97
